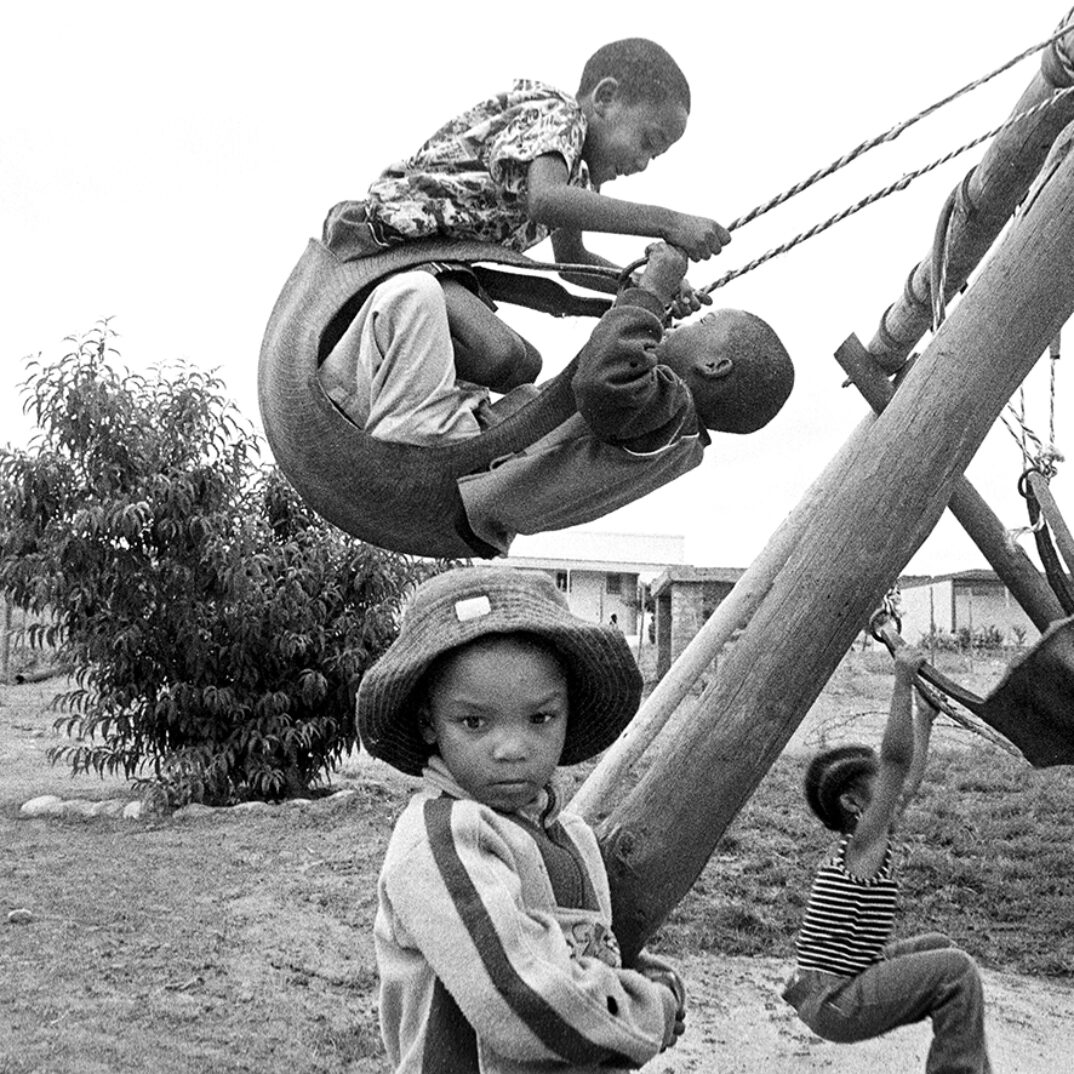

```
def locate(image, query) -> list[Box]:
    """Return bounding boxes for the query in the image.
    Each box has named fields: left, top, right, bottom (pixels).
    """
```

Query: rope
left=930, top=190, right=957, bottom=332
left=726, top=14, right=1074, bottom=234
left=1049, top=332, right=1061, bottom=456
left=998, top=336, right=1063, bottom=477
left=700, top=84, right=1074, bottom=295
left=999, top=409, right=1048, bottom=467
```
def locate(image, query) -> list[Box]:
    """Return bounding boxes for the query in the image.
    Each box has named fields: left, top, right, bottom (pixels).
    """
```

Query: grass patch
left=655, top=746, right=1074, bottom=978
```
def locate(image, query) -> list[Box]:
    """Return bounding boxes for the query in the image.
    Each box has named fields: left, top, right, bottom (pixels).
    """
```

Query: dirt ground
left=3, top=655, right=1073, bottom=1073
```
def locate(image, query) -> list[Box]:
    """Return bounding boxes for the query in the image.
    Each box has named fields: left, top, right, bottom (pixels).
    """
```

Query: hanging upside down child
left=783, top=645, right=993, bottom=1074
left=317, top=241, right=794, bottom=554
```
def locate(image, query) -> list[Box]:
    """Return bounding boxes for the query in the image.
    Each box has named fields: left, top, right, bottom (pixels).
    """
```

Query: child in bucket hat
left=358, top=565, right=686, bottom=1073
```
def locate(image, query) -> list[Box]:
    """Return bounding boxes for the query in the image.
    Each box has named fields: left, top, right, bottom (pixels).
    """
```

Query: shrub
left=0, top=322, right=439, bottom=803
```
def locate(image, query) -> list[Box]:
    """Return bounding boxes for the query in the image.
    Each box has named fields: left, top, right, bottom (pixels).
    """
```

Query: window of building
left=606, top=573, right=622, bottom=595
left=555, top=571, right=568, bottom=592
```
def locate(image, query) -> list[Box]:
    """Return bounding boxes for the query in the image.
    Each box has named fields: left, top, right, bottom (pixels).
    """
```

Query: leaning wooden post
left=601, top=129, right=1074, bottom=962
left=570, top=417, right=887, bottom=822
left=867, top=21, right=1074, bottom=371
left=576, top=32, right=1074, bottom=825
left=570, top=523, right=798, bottom=822
left=837, top=336, right=1066, bottom=632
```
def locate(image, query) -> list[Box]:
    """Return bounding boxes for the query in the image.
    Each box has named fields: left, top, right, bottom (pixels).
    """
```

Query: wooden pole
left=575, top=321, right=1062, bottom=828
left=601, top=128, right=1074, bottom=962
left=866, top=27, right=1074, bottom=371
left=1, top=594, right=10, bottom=684
left=571, top=525, right=796, bottom=822
left=837, top=335, right=1066, bottom=631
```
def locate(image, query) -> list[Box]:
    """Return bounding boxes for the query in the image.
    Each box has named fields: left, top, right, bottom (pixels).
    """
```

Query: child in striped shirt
left=357, top=565, right=686, bottom=1073
left=782, top=645, right=993, bottom=1073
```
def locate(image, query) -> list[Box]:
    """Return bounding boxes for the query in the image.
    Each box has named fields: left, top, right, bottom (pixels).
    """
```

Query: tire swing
left=257, top=237, right=613, bottom=559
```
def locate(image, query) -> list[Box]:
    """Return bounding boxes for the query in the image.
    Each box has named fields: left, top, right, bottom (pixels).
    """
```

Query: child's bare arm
left=527, top=154, right=730, bottom=261
left=551, top=229, right=621, bottom=295
left=636, top=243, right=689, bottom=304
left=845, top=647, right=925, bottom=877
left=898, top=691, right=939, bottom=814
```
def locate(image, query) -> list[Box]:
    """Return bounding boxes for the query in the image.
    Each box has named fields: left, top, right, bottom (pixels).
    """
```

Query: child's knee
left=483, top=328, right=542, bottom=390
left=378, top=269, right=443, bottom=313
left=938, top=948, right=984, bottom=995
left=509, top=335, right=542, bottom=385
left=886, top=932, right=954, bottom=957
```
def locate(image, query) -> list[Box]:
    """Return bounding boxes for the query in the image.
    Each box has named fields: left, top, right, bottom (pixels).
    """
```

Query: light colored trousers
left=317, top=270, right=702, bottom=555
left=783, top=933, right=992, bottom=1074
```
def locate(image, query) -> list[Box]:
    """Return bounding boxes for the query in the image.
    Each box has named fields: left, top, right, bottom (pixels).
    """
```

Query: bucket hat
left=357, top=566, right=642, bottom=775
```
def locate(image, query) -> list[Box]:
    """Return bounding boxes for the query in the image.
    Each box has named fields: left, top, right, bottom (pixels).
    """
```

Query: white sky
left=4, top=0, right=1073, bottom=574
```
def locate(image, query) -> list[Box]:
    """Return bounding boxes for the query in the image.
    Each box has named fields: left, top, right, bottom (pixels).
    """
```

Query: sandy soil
left=646, top=954, right=1074, bottom=1073
left=4, top=657, right=1073, bottom=1073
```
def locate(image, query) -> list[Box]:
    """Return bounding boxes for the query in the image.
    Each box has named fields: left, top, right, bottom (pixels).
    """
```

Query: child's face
left=420, top=635, right=569, bottom=812
left=656, top=314, right=734, bottom=428
left=656, top=311, right=793, bottom=433
left=583, top=84, right=688, bottom=188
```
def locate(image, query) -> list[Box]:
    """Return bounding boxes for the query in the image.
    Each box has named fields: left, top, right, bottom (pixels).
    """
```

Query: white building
left=898, top=570, right=1040, bottom=646
left=505, top=531, right=686, bottom=633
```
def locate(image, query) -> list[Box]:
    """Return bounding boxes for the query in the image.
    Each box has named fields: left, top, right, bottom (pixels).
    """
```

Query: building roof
left=506, top=530, right=686, bottom=571
left=650, top=565, right=746, bottom=596
left=900, top=569, right=1012, bottom=587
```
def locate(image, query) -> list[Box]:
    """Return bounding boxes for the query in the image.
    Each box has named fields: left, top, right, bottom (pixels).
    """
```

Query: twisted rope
left=700, top=84, right=1074, bottom=295
left=930, top=190, right=957, bottom=331
left=999, top=336, right=1063, bottom=477
left=1049, top=332, right=1061, bottom=454
left=727, top=14, right=1074, bottom=235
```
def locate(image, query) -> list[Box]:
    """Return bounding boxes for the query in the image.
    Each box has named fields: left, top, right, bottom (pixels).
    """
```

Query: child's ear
left=695, top=355, right=734, bottom=380
left=838, top=788, right=863, bottom=823
left=591, top=76, right=619, bottom=114
left=418, top=707, right=437, bottom=746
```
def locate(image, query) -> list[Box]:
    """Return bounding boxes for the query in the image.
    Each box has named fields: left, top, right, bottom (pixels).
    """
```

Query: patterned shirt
left=794, top=837, right=899, bottom=977
left=363, top=79, right=592, bottom=253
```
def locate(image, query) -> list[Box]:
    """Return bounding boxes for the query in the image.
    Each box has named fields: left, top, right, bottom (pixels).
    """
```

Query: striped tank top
left=795, top=837, right=898, bottom=976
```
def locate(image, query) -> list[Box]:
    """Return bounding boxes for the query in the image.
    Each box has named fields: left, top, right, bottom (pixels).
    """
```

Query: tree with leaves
left=0, top=322, right=438, bottom=804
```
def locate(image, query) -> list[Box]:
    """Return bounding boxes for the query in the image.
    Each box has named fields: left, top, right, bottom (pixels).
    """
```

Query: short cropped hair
left=804, top=745, right=878, bottom=832
left=578, top=39, right=691, bottom=113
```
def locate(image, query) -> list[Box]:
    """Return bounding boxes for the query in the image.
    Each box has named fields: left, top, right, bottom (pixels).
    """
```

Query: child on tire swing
left=322, top=37, right=731, bottom=394
left=782, top=643, right=993, bottom=1073
left=356, top=565, right=686, bottom=1073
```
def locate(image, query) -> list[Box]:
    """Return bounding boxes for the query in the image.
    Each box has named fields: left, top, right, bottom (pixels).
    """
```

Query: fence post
left=1, top=593, right=11, bottom=683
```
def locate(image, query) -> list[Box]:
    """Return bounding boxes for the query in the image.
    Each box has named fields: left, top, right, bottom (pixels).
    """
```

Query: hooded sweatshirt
left=373, top=757, right=676, bottom=1073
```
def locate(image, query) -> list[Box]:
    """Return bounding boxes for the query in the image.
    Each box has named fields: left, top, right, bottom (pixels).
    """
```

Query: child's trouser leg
left=883, top=932, right=955, bottom=958
left=804, top=948, right=991, bottom=1074
left=317, top=270, right=484, bottom=444
left=440, top=278, right=541, bottom=391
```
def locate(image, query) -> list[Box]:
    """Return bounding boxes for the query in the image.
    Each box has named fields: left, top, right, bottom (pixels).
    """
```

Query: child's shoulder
left=499, top=78, right=580, bottom=108
left=387, top=788, right=500, bottom=843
